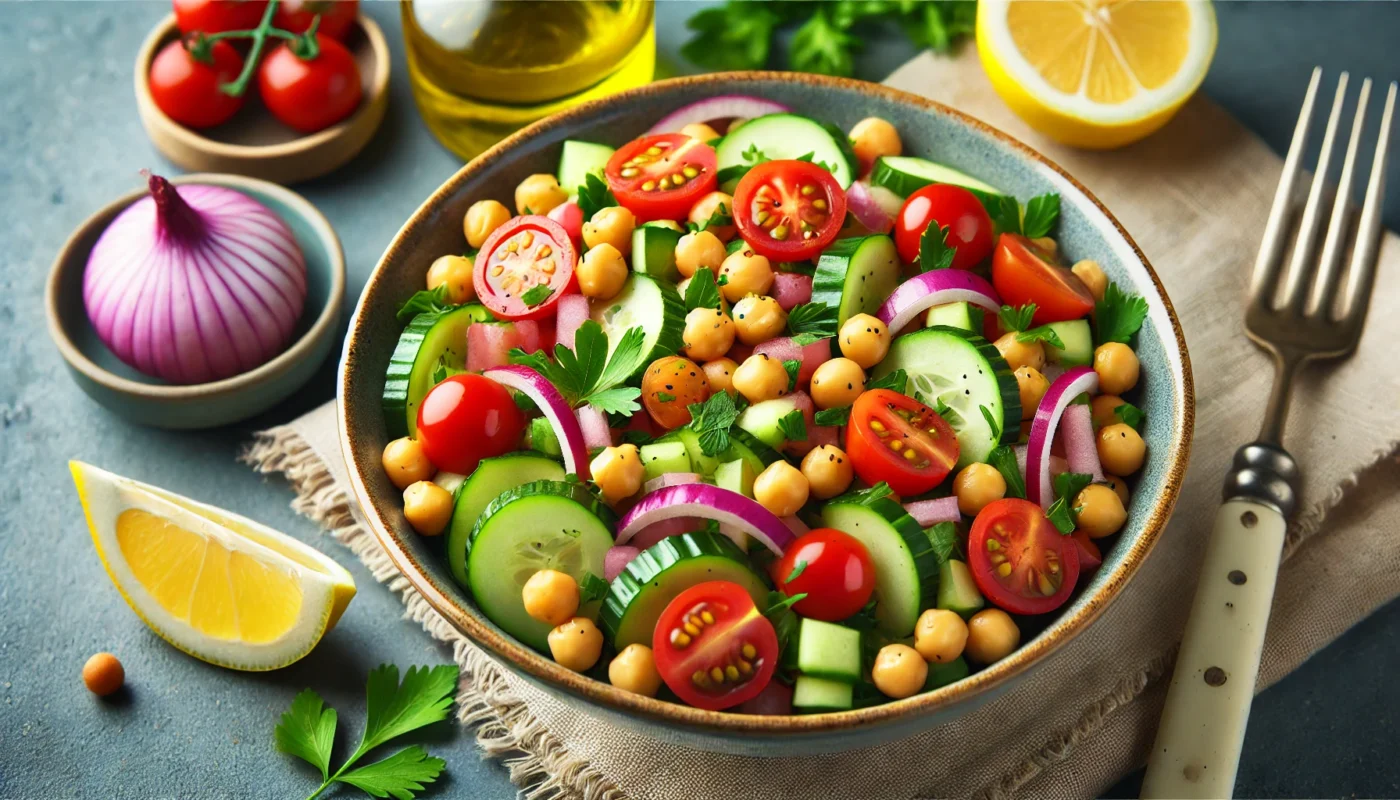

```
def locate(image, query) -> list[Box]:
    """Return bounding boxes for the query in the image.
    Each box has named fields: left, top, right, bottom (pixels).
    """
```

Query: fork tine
left=1340, top=80, right=1396, bottom=324
left=1310, top=78, right=1372, bottom=317
left=1251, top=67, right=1323, bottom=304
left=1281, top=72, right=1349, bottom=312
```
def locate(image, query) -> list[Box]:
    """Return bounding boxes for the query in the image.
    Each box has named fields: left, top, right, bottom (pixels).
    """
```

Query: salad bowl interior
left=338, top=72, right=1192, bottom=751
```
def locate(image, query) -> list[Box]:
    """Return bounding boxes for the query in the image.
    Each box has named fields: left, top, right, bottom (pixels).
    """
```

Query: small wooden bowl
left=134, top=13, right=390, bottom=185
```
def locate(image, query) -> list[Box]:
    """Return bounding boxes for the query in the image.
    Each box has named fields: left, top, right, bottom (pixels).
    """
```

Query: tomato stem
left=211, top=0, right=315, bottom=98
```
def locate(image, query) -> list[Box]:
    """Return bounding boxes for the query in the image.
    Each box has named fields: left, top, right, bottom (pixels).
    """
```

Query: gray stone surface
left=0, top=2, right=1395, bottom=798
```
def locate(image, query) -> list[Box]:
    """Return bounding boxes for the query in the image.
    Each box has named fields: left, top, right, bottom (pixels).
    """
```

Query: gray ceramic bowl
left=338, top=73, right=1193, bottom=755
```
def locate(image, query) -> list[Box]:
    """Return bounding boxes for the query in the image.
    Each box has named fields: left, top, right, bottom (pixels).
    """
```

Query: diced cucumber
left=869, top=156, right=1008, bottom=207
left=675, top=427, right=721, bottom=476
left=821, top=497, right=939, bottom=637
left=924, top=656, right=970, bottom=690
left=715, top=459, right=756, bottom=498
left=735, top=396, right=802, bottom=449
left=872, top=326, right=1021, bottom=467
left=793, top=675, right=854, bottom=712
left=527, top=417, right=562, bottom=458
left=796, top=618, right=862, bottom=683
left=812, top=235, right=901, bottom=325
left=715, top=114, right=857, bottom=190
left=936, top=559, right=985, bottom=619
left=925, top=301, right=985, bottom=334
left=445, top=455, right=567, bottom=588
left=556, top=140, right=615, bottom=195
left=382, top=304, right=493, bottom=438
left=639, top=441, right=690, bottom=482
left=600, top=531, right=768, bottom=648
left=720, top=428, right=782, bottom=478
left=590, top=274, right=685, bottom=378
left=632, top=225, right=684, bottom=283
left=1043, top=319, right=1094, bottom=367
left=642, top=220, right=684, bottom=233
left=466, top=480, right=615, bottom=651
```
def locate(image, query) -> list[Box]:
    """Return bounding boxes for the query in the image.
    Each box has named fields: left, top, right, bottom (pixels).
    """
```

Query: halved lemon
left=977, top=0, right=1217, bottom=149
left=70, top=461, right=356, bottom=671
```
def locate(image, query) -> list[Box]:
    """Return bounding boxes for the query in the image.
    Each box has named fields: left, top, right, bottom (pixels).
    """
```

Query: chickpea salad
left=379, top=95, right=1152, bottom=714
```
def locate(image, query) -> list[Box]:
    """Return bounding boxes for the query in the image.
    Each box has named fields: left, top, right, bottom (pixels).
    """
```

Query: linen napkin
left=245, top=48, right=1400, bottom=799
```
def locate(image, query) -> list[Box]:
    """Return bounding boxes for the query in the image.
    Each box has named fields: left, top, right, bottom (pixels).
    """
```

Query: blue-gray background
left=1, top=3, right=1396, bottom=798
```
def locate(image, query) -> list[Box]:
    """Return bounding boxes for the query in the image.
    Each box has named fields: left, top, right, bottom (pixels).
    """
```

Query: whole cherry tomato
left=774, top=528, right=877, bottom=621
left=416, top=374, right=525, bottom=475
left=173, top=0, right=269, bottom=35
left=148, top=39, right=245, bottom=129
left=257, top=34, right=362, bottom=133
left=894, top=184, right=994, bottom=270
left=273, top=0, right=360, bottom=40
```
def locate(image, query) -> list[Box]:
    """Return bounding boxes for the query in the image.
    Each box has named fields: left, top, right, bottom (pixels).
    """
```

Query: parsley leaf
left=656, top=391, right=676, bottom=403
left=360, top=665, right=458, bottom=752
left=430, top=359, right=449, bottom=386
left=918, top=222, right=956, bottom=272
left=789, top=9, right=860, bottom=77
left=1045, top=498, right=1077, bottom=534
left=784, top=559, right=809, bottom=584
left=1095, top=281, right=1149, bottom=345
left=619, top=429, right=654, bottom=446
left=867, top=368, right=907, bottom=393
left=687, top=390, right=744, bottom=456
left=782, top=359, right=801, bottom=391
left=832, top=481, right=894, bottom=507
left=778, top=409, right=807, bottom=442
left=1045, top=472, right=1095, bottom=534
left=766, top=590, right=808, bottom=618
left=926, top=521, right=962, bottom=565
left=684, top=267, right=723, bottom=312
left=575, top=172, right=617, bottom=222
left=681, top=3, right=781, bottom=71
left=336, top=747, right=446, bottom=800
left=690, top=202, right=733, bottom=234
left=579, top=572, right=610, bottom=604
left=510, top=321, right=645, bottom=415
left=395, top=285, right=451, bottom=324
left=997, top=304, right=1037, bottom=333
left=276, top=690, right=338, bottom=781
left=786, top=302, right=839, bottom=337
left=934, top=395, right=954, bottom=418
left=979, top=405, right=1003, bottom=442
left=814, top=405, right=852, bottom=427
left=1114, top=402, right=1145, bottom=430
left=1016, top=324, right=1065, bottom=349
left=520, top=283, right=554, bottom=307
left=1021, top=193, right=1061, bottom=239
left=790, top=332, right=826, bottom=347
left=795, top=151, right=838, bottom=173
left=765, top=590, right=806, bottom=668
left=986, top=445, right=1026, bottom=500
left=986, top=194, right=1022, bottom=236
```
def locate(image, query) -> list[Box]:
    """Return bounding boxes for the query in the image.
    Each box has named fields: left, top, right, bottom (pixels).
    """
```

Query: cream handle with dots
left=1140, top=499, right=1287, bottom=799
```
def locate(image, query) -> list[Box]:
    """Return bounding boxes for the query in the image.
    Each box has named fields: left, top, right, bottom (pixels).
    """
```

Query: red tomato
left=968, top=499, right=1080, bottom=615
left=148, top=40, right=245, bottom=129
left=774, top=529, right=876, bottom=621
left=273, top=0, right=359, bottom=40
left=605, top=134, right=718, bottom=222
left=894, top=184, right=994, bottom=270
left=257, top=34, right=362, bottom=133
left=640, top=356, right=710, bottom=430
left=473, top=216, right=578, bottom=321
left=846, top=389, right=959, bottom=496
left=991, top=234, right=1096, bottom=325
left=173, top=0, right=268, bottom=35
left=652, top=581, right=778, bottom=711
left=416, top=374, right=525, bottom=475
left=732, top=160, right=847, bottom=262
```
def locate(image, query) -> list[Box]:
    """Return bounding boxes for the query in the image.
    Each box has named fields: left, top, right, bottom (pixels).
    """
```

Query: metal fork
left=1142, top=68, right=1395, bottom=799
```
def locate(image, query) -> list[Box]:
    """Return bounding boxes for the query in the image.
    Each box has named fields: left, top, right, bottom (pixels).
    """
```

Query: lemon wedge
left=977, top=0, right=1217, bottom=148
left=70, top=461, right=355, bottom=671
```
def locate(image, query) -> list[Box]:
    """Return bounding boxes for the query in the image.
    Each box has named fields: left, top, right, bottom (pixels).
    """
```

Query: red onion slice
left=605, top=546, right=641, bottom=581
left=846, top=181, right=900, bottom=234
left=647, top=96, right=791, bottom=134
left=905, top=496, right=961, bottom=526
left=1060, top=404, right=1105, bottom=481
left=554, top=294, right=590, bottom=352
left=616, top=484, right=796, bottom=556
left=576, top=405, right=613, bottom=451
left=1026, top=367, right=1100, bottom=507
left=483, top=366, right=590, bottom=478
left=876, top=269, right=1002, bottom=335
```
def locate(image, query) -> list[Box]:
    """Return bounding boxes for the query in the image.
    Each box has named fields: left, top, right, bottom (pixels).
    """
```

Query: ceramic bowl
left=47, top=173, right=345, bottom=429
left=134, top=14, right=390, bottom=185
left=337, top=73, right=1194, bottom=754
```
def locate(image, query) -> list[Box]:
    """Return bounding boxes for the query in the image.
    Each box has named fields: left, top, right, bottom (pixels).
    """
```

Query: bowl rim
left=45, top=172, right=347, bottom=402
left=338, top=71, right=1195, bottom=735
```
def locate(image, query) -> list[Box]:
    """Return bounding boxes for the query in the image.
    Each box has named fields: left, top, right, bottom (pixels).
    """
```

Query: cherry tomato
left=273, top=0, right=359, bottom=40
left=173, top=0, right=269, bottom=35
left=846, top=389, right=959, bottom=496
left=605, top=134, right=718, bottom=222
left=968, top=498, right=1080, bottom=615
left=991, top=234, right=1096, bottom=325
left=652, top=581, right=778, bottom=711
left=415, top=374, right=525, bottom=475
left=473, top=216, right=578, bottom=321
left=257, top=34, right=362, bottom=133
left=732, top=160, right=847, bottom=262
left=774, top=528, right=876, bottom=621
left=1070, top=529, right=1102, bottom=572
left=894, top=184, right=994, bottom=270
left=148, top=40, right=245, bottom=129
left=641, top=356, right=711, bottom=430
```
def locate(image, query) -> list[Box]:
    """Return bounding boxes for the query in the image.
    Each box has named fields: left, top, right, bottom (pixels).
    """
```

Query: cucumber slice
left=869, top=156, right=1007, bottom=204
left=812, top=235, right=901, bottom=326
left=639, top=441, right=690, bottom=481
left=872, top=326, right=1021, bottom=467
left=727, top=428, right=785, bottom=471
left=642, top=220, right=685, bottom=233
left=821, top=497, right=939, bottom=637
left=527, top=417, right=562, bottom=458
left=674, top=427, right=721, bottom=476
left=632, top=225, right=684, bottom=283
left=936, top=559, right=985, bottom=619
left=715, top=459, right=756, bottom=498
left=1043, top=319, right=1094, bottom=367
left=924, top=656, right=970, bottom=690
left=382, top=304, right=493, bottom=438
left=600, top=531, right=768, bottom=648
left=557, top=140, right=615, bottom=194
left=446, top=455, right=567, bottom=588
left=793, top=675, right=854, bottom=712
left=795, top=618, right=861, bottom=683
left=466, top=480, right=615, bottom=651
left=924, top=301, right=985, bottom=334
left=735, top=396, right=803, bottom=449
left=590, top=273, right=685, bottom=377
left=715, top=114, right=857, bottom=190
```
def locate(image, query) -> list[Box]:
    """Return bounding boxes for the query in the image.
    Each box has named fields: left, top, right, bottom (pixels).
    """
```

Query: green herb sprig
left=509, top=321, right=647, bottom=415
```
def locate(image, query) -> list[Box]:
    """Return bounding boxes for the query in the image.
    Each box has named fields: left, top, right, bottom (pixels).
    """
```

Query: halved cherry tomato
left=605, top=133, right=718, bottom=222
left=774, top=528, right=876, bottom=621
left=732, top=160, right=847, bottom=262
left=1070, top=529, right=1102, bottom=572
left=893, top=184, right=993, bottom=270
left=652, top=581, right=778, bottom=711
left=273, top=0, right=360, bottom=40
left=991, top=234, right=1096, bottom=325
left=416, top=374, right=525, bottom=475
left=473, top=215, right=578, bottom=321
left=846, top=389, right=959, bottom=496
left=173, top=0, right=269, bottom=35
left=968, top=498, right=1081, bottom=615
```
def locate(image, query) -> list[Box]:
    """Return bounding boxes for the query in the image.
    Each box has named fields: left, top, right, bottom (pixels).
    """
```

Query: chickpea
left=1075, top=484, right=1127, bottom=539
left=732, top=294, right=788, bottom=346
left=463, top=199, right=512, bottom=249
left=849, top=117, right=902, bottom=170
left=702, top=358, right=739, bottom=396
left=608, top=643, right=663, bottom=697
left=577, top=243, right=629, bottom=300
left=1093, top=343, right=1140, bottom=395
left=82, top=652, right=125, bottom=696
left=425, top=254, right=475, bottom=304
left=871, top=644, right=927, bottom=699
left=994, top=333, right=1045, bottom=372
left=1103, top=474, right=1131, bottom=507
left=680, top=122, right=721, bottom=142
left=838, top=313, right=891, bottom=369
left=590, top=444, right=645, bottom=504
left=683, top=307, right=736, bottom=361
left=732, top=353, right=790, bottom=404
left=965, top=609, right=1020, bottom=664
left=800, top=444, right=855, bottom=499
left=381, top=437, right=436, bottom=490
left=674, top=230, right=727, bottom=279
left=753, top=460, right=810, bottom=517
left=689, top=191, right=736, bottom=242
left=1091, top=394, right=1126, bottom=429
left=514, top=173, right=568, bottom=216
left=1015, top=366, right=1051, bottom=420
left=522, top=569, right=580, bottom=627
left=719, top=248, right=774, bottom=302
left=809, top=358, right=866, bottom=409
left=403, top=481, right=453, bottom=536
left=1097, top=423, right=1146, bottom=476
left=1031, top=236, right=1059, bottom=257
left=953, top=463, right=1007, bottom=516
left=582, top=205, right=637, bottom=256
left=1072, top=259, right=1108, bottom=301
left=548, top=617, right=604, bottom=672
left=914, top=609, right=969, bottom=664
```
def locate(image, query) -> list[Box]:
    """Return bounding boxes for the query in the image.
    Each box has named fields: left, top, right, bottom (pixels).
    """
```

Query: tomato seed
left=645, top=146, right=662, bottom=156
left=671, top=629, right=692, bottom=648
left=996, top=562, right=1013, bottom=578
left=725, top=665, right=740, bottom=681
left=682, top=166, right=699, bottom=179
left=813, top=198, right=828, bottom=211
left=771, top=225, right=789, bottom=240
left=700, top=611, right=715, bottom=625
left=620, top=167, right=639, bottom=178
left=741, top=643, right=757, bottom=660
left=642, top=180, right=657, bottom=191
left=710, top=667, right=724, bottom=683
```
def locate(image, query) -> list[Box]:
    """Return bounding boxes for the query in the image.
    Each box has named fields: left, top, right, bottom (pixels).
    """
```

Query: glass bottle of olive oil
left=403, top=0, right=656, bottom=161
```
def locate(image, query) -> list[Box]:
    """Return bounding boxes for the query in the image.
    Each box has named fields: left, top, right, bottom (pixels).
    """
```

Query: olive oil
left=403, top=0, right=655, bottom=161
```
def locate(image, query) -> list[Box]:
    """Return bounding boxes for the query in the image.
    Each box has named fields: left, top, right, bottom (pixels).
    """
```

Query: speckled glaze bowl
left=338, top=73, right=1193, bottom=755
